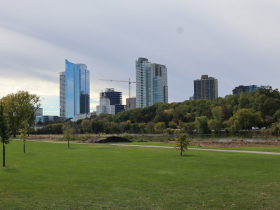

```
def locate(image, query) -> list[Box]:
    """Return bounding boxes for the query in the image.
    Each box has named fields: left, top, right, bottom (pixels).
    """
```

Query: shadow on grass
left=0, top=166, right=19, bottom=173
left=175, top=154, right=197, bottom=157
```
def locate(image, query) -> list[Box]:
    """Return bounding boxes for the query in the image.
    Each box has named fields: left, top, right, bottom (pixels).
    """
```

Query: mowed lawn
left=1, top=141, right=280, bottom=209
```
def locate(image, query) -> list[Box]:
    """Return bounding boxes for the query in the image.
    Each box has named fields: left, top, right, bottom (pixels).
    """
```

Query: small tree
left=63, top=121, right=73, bottom=148
left=19, top=120, right=28, bottom=153
left=175, top=131, right=190, bottom=156
left=0, top=102, right=10, bottom=167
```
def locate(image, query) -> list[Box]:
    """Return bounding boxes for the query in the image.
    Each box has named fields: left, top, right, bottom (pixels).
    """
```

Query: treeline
left=33, top=85, right=280, bottom=135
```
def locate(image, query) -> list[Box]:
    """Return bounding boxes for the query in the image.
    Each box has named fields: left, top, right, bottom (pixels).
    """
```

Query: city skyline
left=1, top=1, right=280, bottom=115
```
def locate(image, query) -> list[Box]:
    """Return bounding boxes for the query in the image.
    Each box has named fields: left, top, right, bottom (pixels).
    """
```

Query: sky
left=1, top=0, right=280, bottom=115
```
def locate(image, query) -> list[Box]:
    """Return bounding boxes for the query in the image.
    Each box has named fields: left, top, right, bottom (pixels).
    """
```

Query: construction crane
left=99, top=78, right=136, bottom=110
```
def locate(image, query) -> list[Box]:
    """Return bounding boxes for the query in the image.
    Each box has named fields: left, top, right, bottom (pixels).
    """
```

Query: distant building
left=35, top=116, right=58, bottom=124
left=74, top=113, right=91, bottom=122
left=126, top=97, right=136, bottom=110
left=60, top=59, right=90, bottom=120
left=35, top=108, right=43, bottom=116
left=96, top=96, right=116, bottom=115
left=194, top=75, right=218, bottom=100
left=232, top=85, right=259, bottom=95
left=136, top=57, right=168, bottom=108
left=99, top=88, right=125, bottom=115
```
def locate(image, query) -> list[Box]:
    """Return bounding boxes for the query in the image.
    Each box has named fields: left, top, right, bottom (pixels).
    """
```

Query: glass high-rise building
left=193, top=75, right=218, bottom=100
left=60, top=59, right=90, bottom=120
left=136, top=58, right=168, bottom=108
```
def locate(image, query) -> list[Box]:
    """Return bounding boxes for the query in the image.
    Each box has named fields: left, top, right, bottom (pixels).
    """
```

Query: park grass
left=1, top=141, right=280, bottom=209
left=115, top=141, right=280, bottom=153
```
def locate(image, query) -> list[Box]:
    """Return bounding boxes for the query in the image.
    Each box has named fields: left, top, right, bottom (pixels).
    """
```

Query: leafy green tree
left=81, top=119, right=90, bottom=132
left=119, top=122, right=126, bottom=133
left=221, top=104, right=231, bottom=121
left=195, top=116, right=209, bottom=134
left=1, top=91, right=41, bottom=137
left=228, top=109, right=262, bottom=130
left=145, top=122, right=155, bottom=133
left=259, top=97, right=279, bottom=119
left=0, top=102, right=10, bottom=167
left=154, top=122, right=166, bottom=133
left=208, top=107, right=223, bottom=133
left=125, top=120, right=132, bottom=132
left=63, top=122, right=74, bottom=148
left=139, top=123, right=146, bottom=133
left=175, top=131, right=190, bottom=156
left=238, top=92, right=250, bottom=109
left=168, top=121, right=177, bottom=129
left=19, top=120, right=28, bottom=153
left=182, top=122, right=196, bottom=134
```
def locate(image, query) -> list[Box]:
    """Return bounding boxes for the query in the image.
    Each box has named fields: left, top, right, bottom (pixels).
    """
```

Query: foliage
left=0, top=103, right=10, bottom=145
left=1, top=91, right=41, bottom=137
left=195, top=116, right=210, bottom=134
left=154, top=122, right=166, bottom=133
left=208, top=107, right=223, bottom=133
left=175, top=131, right=190, bottom=156
left=63, top=121, right=74, bottom=148
left=228, top=109, right=263, bottom=130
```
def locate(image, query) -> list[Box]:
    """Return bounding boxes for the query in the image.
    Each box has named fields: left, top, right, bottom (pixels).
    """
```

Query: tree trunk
left=13, top=129, right=16, bottom=138
left=68, top=139, right=70, bottom=148
left=23, top=142, right=25, bottom=153
left=3, top=143, right=5, bottom=167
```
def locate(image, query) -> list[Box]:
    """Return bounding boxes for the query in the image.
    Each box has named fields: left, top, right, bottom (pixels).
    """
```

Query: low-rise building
left=35, top=116, right=58, bottom=124
left=232, top=85, right=259, bottom=95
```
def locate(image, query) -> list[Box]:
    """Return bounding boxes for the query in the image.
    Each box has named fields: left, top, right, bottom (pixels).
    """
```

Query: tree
left=228, top=109, right=263, bottom=130
left=168, top=121, right=177, bottom=129
left=81, top=119, right=90, bottom=132
left=63, top=122, right=74, bottom=148
left=139, top=123, right=146, bottom=133
left=221, top=104, right=231, bottom=121
left=1, top=91, right=41, bottom=137
left=145, top=122, right=155, bottom=133
left=208, top=107, right=224, bottom=133
left=0, top=102, right=10, bottom=167
left=175, top=131, right=190, bottom=156
left=154, top=122, right=166, bottom=133
left=19, top=120, right=28, bottom=153
left=195, top=116, right=209, bottom=134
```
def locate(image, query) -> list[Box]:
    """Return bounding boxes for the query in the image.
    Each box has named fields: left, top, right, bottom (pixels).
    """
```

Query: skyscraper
left=60, top=59, right=90, bottom=120
left=193, top=75, right=218, bottom=100
left=136, top=57, right=168, bottom=108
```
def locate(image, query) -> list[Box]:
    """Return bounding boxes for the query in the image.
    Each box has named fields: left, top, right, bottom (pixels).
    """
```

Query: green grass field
left=1, top=140, right=280, bottom=209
